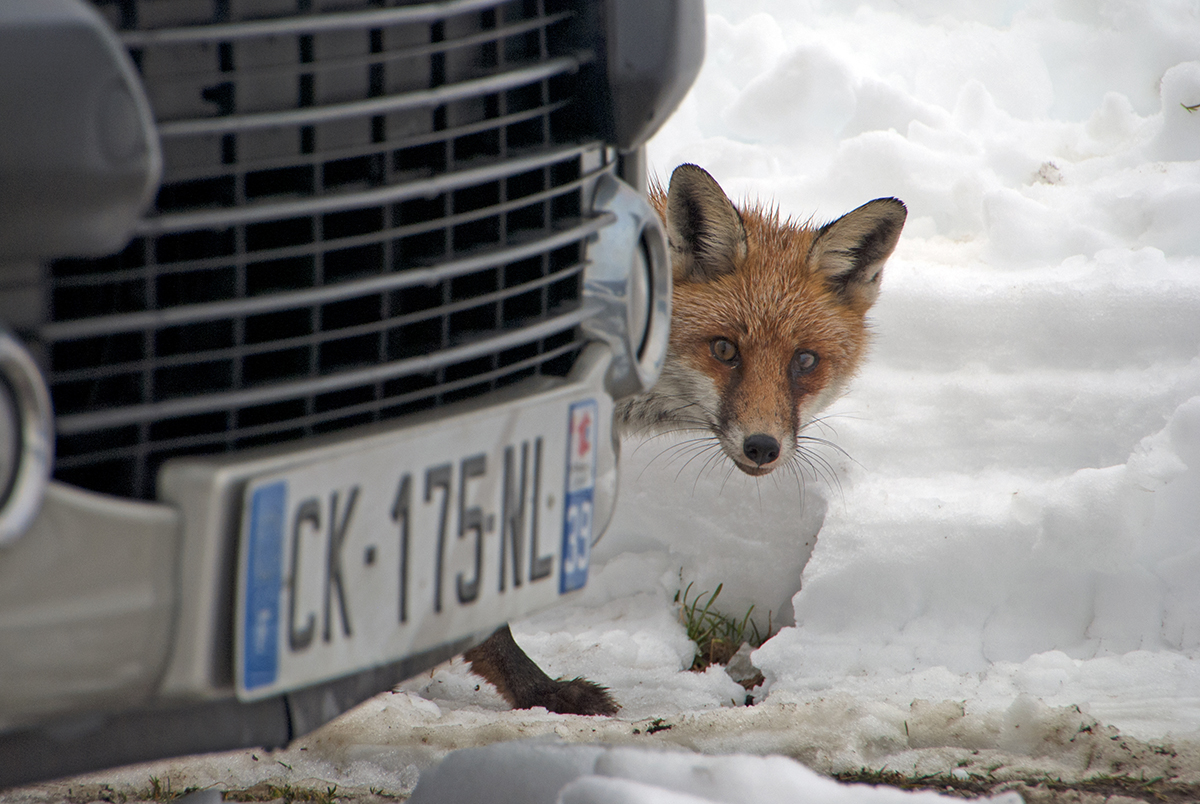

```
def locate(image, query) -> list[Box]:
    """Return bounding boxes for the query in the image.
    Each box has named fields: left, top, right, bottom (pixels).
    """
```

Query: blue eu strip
left=243, top=481, right=287, bottom=690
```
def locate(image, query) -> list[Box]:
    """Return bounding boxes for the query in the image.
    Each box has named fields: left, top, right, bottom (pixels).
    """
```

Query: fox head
left=619, top=164, right=906, bottom=478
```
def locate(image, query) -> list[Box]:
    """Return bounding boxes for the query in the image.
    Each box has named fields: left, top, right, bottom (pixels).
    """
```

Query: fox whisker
left=680, top=442, right=725, bottom=486
left=661, top=441, right=721, bottom=477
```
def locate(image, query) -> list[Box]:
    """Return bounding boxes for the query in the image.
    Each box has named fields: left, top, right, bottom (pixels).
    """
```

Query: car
left=0, top=0, right=703, bottom=786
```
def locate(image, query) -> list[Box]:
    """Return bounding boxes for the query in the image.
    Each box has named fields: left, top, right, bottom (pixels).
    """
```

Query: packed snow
left=9, top=0, right=1200, bottom=801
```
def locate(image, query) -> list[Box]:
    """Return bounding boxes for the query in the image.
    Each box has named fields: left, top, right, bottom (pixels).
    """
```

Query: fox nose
left=742, top=434, right=780, bottom=466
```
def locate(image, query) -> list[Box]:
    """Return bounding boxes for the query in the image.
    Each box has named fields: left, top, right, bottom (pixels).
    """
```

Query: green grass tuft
left=675, top=581, right=774, bottom=672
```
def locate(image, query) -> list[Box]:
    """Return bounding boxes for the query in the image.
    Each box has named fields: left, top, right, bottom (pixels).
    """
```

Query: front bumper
left=0, top=342, right=619, bottom=787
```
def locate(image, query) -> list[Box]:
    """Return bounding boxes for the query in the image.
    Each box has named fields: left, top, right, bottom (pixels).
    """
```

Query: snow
left=631, top=0, right=1200, bottom=734
left=407, top=743, right=1023, bottom=804
left=9, top=0, right=1200, bottom=801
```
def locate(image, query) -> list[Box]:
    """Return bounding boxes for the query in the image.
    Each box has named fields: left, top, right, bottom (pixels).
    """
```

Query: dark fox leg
left=464, top=624, right=619, bottom=716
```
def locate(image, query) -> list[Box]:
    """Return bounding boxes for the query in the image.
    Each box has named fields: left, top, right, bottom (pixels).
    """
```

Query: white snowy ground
left=10, top=1, right=1200, bottom=802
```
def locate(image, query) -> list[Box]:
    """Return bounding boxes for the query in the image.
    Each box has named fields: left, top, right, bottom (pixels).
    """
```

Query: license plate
left=235, top=393, right=600, bottom=700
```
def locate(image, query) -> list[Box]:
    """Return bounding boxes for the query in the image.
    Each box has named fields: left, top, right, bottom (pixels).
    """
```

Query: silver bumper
left=0, top=344, right=619, bottom=729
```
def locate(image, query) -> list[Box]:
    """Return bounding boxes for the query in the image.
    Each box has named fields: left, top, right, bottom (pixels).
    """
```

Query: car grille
left=40, top=0, right=610, bottom=500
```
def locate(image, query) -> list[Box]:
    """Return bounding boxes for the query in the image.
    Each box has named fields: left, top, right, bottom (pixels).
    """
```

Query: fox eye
left=791, top=350, right=819, bottom=377
left=710, top=338, right=739, bottom=365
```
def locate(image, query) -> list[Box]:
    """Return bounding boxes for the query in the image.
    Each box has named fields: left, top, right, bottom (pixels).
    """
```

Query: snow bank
left=634, top=0, right=1200, bottom=740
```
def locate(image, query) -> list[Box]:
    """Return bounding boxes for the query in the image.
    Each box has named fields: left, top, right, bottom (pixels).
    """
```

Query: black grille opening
left=446, top=356, right=494, bottom=384
left=322, top=295, right=382, bottom=331
left=381, top=396, right=437, bottom=421
left=244, top=347, right=310, bottom=385
left=453, top=216, right=501, bottom=252
left=247, top=256, right=316, bottom=296
left=551, top=188, right=581, bottom=221
left=319, top=332, right=380, bottom=372
left=245, top=308, right=312, bottom=344
left=150, top=412, right=228, bottom=441
left=395, top=142, right=446, bottom=176
left=156, top=321, right=234, bottom=357
left=503, top=289, right=543, bottom=324
left=387, top=319, right=442, bottom=360
left=455, top=129, right=501, bottom=162
left=314, top=411, right=375, bottom=434
left=500, top=342, right=539, bottom=367
left=236, top=428, right=306, bottom=451
left=390, top=283, right=442, bottom=315
left=505, top=256, right=544, bottom=286
left=507, top=168, right=546, bottom=200
left=53, top=374, right=142, bottom=415
left=316, top=385, right=375, bottom=414
left=56, top=425, right=139, bottom=460
left=395, top=195, right=445, bottom=227
left=246, top=218, right=313, bottom=252
left=156, top=266, right=236, bottom=307
left=239, top=399, right=307, bottom=429
left=245, top=166, right=315, bottom=200
left=323, top=154, right=385, bottom=189
left=395, top=229, right=446, bottom=265
left=53, top=333, right=145, bottom=372
left=154, top=360, right=233, bottom=400
left=324, top=207, right=384, bottom=241
left=454, top=182, right=501, bottom=214
left=508, top=202, right=546, bottom=234
left=158, top=176, right=236, bottom=211
left=53, top=280, right=147, bottom=320
left=449, top=304, right=499, bottom=343
left=325, top=243, right=384, bottom=283
left=156, top=229, right=236, bottom=265
left=451, top=269, right=499, bottom=301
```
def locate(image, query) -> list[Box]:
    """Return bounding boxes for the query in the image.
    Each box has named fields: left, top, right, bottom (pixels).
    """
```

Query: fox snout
left=742, top=434, right=780, bottom=467
left=731, top=434, right=784, bottom=476
left=713, top=382, right=802, bottom=477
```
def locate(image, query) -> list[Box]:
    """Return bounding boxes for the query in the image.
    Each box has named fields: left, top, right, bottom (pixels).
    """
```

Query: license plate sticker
left=560, top=400, right=598, bottom=593
left=234, top=393, right=602, bottom=700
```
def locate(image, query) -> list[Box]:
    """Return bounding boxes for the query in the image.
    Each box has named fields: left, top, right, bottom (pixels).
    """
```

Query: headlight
left=583, top=174, right=672, bottom=400
left=0, top=330, right=53, bottom=545
left=0, top=0, right=161, bottom=259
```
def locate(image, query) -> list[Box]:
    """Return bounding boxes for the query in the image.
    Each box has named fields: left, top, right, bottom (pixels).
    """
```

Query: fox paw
left=535, top=676, right=620, bottom=717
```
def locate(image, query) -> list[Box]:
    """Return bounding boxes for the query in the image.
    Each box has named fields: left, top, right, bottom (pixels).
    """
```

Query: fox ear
left=810, top=198, right=906, bottom=310
left=665, top=164, right=748, bottom=283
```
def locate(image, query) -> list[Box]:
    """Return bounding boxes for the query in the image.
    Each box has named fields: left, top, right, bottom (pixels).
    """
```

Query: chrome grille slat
left=49, top=0, right=604, bottom=499
left=134, top=12, right=572, bottom=84
left=134, top=142, right=595, bottom=235
left=50, top=167, right=594, bottom=286
left=53, top=337, right=583, bottom=468
left=54, top=307, right=591, bottom=436
left=154, top=56, right=581, bottom=139
left=45, top=215, right=608, bottom=340
left=158, top=97, right=570, bottom=185
left=50, top=262, right=585, bottom=382
left=117, top=0, right=537, bottom=44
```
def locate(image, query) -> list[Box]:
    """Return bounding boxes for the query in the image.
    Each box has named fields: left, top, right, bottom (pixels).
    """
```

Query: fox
left=464, top=164, right=906, bottom=715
